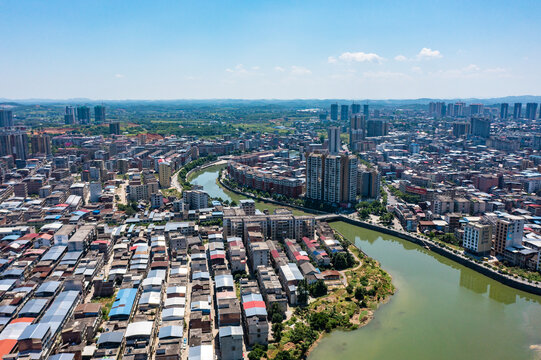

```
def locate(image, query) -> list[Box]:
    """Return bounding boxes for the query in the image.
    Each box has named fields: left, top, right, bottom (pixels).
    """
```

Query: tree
left=309, top=280, right=328, bottom=298
left=272, top=322, right=284, bottom=342
left=297, top=279, right=309, bottom=306
left=309, top=311, right=329, bottom=332
left=333, top=252, right=351, bottom=270
left=275, top=350, right=292, bottom=360
left=268, top=302, right=284, bottom=323
left=248, top=344, right=266, bottom=360
left=355, top=286, right=367, bottom=301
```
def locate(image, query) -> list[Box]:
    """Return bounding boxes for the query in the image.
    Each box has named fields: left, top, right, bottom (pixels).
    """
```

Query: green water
left=193, top=168, right=541, bottom=359
left=308, top=222, right=541, bottom=360
left=189, top=165, right=309, bottom=216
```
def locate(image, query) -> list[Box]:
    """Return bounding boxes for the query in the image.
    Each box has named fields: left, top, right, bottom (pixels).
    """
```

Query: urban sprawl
left=0, top=99, right=539, bottom=360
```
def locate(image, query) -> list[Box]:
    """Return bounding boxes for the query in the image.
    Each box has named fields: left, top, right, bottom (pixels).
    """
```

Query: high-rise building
left=323, top=155, right=341, bottom=204
left=330, top=103, right=338, bottom=121
left=500, top=103, right=509, bottom=119
left=351, top=103, right=361, bottom=114
left=447, top=103, right=454, bottom=117
left=158, top=161, right=172, bottom=188
left=494, top=215, right=524, bottom=256
left=469, top=104, right=484, bottom=116
left=513, top=103, right=522, bottom=119
left=358, top=168, right=380, bottom=199
left=363, top=104, right=369, bottom=118
left=341, top=154, right=358, bottom=203
left=183, top=190, right=210, bottom=210
left=429, top=102, right=446, bottom=118
left=350, top=114, right=366, bottom=144
left=526, top=103, right=538, bottom=120
left=305, top=153, right=324, bottom=201
left=452, top=122, right=470, bottom=138
left=306, top=152, right=357, bottom=205
left=89, top=182, right=102, bottom=203
left=0, top=128, right=28, bottom=160
left=64, top=106, right=76, bottom=124
left=463, top=222, right=492, bottom=256
left=327, top=126, right=341, bottom=155
left=0, top=109, right=14, bottom=127
left=454, top=102, right=465, bottom=117
left=109, top=122, right=120, bottom=135
left=30, top=134, right=52, bottom=155
left=340, top=105, right=349, bottom=121
left=77, top=106, right=91, bottom=124
left=366, top=119, right=389, bottom=137
left=470, top=117, right=491, bottom=138
left=94, top=105, right=106, bottom=123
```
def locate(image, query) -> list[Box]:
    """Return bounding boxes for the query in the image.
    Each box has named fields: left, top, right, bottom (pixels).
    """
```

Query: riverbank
left=190, top=165, right=541, bottom=360
left=266, top=236, right=394, bottom=360
left=322, top=214, right=541, bottom=296
left=213, top=161, right=541, bottom=295
left=309, top=221, right=541, bottom=360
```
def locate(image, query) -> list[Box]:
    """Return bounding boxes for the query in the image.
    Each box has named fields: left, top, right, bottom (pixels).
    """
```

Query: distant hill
left=1, top=96, right=540, bottom=107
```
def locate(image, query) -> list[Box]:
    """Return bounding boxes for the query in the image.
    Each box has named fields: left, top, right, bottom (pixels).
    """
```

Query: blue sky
left=1, top=0, right=540, bottom=100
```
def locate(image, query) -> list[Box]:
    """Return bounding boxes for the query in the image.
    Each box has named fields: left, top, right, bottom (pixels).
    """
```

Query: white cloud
left=290, top=65, right=311, bottom=75
left=464, top=64, right=480, bottom=72
left=225, top=64, right=262, bottom=76
left=394, top=55, right=408, bottom=62
left=416, top=47, right=443, bottom=60
left=362, top=71, right=409, bottom=79
left=274, top=66, right=285, bottom=72
left=410, top=66, right=422, bottom=74
left=484, top=67, right=506, bottom=74
left=114, top=74, right=125, bottom=78
left=433, top=64, right=510, bottom=79
left=328, top=56, right=337, bottom=64
left=337, top=51, right=385, bottom=63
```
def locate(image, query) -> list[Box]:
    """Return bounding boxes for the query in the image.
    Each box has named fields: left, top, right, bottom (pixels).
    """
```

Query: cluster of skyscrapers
left=330, top=102, right=370, bottom=121
left=429, top=101, right=541, bottom=120
left=64, top=105, right=107, bottom=124
left=0, top=108, right=53, bottom=163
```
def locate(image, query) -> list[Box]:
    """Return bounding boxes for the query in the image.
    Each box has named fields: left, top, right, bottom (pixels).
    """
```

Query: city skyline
left=1, top=0, right=540, bottom=100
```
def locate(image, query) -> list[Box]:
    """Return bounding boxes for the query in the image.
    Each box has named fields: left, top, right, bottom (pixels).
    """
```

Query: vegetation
left=356, top=200, right=389, bottom=220
left=178, top=155, right=217, bottom=190
left=428, top=232, right=461, bottom=247
left=92, top=293, right=116, bottom=321
left=267, top=231, right=394, bottom=360
left=117, top=202, right=139, bottom=216
left=248, top=344, right=268, bottom=360
left=388, top=185, right=421, bottom=203
left=309, top=280, right=328, bottom=298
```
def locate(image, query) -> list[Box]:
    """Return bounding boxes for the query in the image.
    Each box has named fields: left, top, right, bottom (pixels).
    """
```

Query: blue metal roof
left=41, top=246, right=67, bottom=262
left=109, top=288, right=138, bottom=320
left=19, top=298, right=48, bottom=317
left=49, top=354, right=75, bottom=360
left=159, top=325, right=183, bottom=339
left=97, top=330, right=125, bottom=345
left=36, top=281, right=61, bottom=295
left=39, top=290, right=79, bottom=335
left=18, top=323, right=49, bottom=340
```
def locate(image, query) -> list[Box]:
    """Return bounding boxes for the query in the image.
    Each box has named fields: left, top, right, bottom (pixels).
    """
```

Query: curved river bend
left=191, top=167, right=541, bottom=360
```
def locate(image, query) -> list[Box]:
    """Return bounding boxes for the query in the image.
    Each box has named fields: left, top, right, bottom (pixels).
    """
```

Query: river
left=191, top=167, right=541, bottom=360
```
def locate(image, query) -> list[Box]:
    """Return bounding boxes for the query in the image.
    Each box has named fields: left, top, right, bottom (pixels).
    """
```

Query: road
left=171, top=169, right=183, bottom=194
left=383, top=185, right=399, bottom=206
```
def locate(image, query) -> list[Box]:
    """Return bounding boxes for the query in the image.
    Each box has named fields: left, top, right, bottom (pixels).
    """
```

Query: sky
left=1, top=0, right=540, bottom=100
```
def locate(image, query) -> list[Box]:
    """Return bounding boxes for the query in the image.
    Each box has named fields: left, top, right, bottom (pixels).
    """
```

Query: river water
left=191, top=167, right=541, bottom=360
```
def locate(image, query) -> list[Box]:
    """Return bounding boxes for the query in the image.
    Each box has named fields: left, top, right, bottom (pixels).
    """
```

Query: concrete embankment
left=326, top=215, right=541, bottom=296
